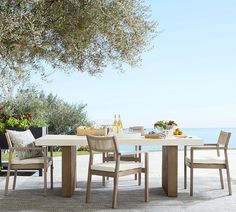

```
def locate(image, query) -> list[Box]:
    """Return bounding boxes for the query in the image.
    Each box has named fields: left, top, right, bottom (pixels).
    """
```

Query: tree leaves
left=0, top=0, right=156, bottom=83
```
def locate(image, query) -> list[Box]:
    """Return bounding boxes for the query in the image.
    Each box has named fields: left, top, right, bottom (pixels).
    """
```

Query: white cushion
left=107, top=153, right=136, bottom=158
left=91, top=161, right=142, bottom=172
left=11, top=157, right=52, bottom=165
left=7, top=129, right=36, bottom=145
left=6, top=129, right=43, bottom=160
left=186, top=156, right=225, bottom=164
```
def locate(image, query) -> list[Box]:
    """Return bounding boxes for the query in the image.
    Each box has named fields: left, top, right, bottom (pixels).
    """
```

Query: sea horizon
left=120, top=127, right=236, bottom=151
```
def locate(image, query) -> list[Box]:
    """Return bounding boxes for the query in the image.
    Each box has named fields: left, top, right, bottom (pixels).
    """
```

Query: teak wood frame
left=184, top=131, right=232, bottom=196
left=86, top=135, right=149, bottom=209
left=102, top=145, right=142, bottom=185
left=4, top=132, right=54, bottom=196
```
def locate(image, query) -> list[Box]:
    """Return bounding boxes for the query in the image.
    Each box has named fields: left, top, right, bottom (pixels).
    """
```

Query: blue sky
left=34, top=0, right=236, bottom=128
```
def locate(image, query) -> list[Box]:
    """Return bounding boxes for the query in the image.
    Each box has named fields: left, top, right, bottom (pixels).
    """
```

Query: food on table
left=144, top=131, right=165, bottom=139
left=173, top=128, right=183, bottom=135
left=154, top=120, right=177, bottom=130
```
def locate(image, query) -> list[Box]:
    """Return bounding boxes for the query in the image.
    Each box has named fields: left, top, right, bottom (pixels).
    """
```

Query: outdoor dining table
left=35, top=134, right=203, bottom=197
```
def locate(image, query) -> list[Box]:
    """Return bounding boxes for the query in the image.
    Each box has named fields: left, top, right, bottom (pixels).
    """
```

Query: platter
left=173, top=135, right=188, bottom=138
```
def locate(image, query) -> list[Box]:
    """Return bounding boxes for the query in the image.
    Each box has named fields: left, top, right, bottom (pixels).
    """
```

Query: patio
left=1, top=150, right=236, bottom=211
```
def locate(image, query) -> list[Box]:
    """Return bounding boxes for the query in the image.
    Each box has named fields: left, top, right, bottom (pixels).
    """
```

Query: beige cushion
left=6, top=129, right=43, bottom=160
left=11, top=157, right=52, bottom=165
left=107, top=153, right=136, bottom=158
left=186, top=156, right=225, bottom=164
left=91, top=161, right=142, bottom=172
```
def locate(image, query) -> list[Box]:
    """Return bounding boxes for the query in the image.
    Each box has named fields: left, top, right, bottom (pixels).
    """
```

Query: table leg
left=162, top=146, right=178, bottom=197
left=61, top=146, right=76, bottom=197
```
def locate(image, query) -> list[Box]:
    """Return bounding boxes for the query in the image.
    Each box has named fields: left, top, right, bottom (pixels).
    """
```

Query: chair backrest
left=86, top=135, right=119, bottom=154
left=5, top=132, right=13, bottom=148
left=217, top=131, right=231, bottom=148
left=129, top=126, right=144, bottom=135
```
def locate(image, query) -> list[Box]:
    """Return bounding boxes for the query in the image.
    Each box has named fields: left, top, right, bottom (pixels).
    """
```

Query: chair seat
left=186, top=156, right=225, bottom=164
left=11, top=157, right=52, bottom=165
left=107, top=153, right=136, bottom=158
left=91, top=161, right=142, bottom=172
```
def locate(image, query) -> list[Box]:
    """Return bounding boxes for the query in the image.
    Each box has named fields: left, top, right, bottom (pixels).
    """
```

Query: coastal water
left=120, top=128, right=236, bottom=151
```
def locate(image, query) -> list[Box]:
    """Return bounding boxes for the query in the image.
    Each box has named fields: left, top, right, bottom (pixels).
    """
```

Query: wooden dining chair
left=184, top=131, right=232, bottom=196
left=86, top=134, right=149, bottom=209
left=4, top=132, right=54, bottom=196
left=102, top=126, right=144, bottom=186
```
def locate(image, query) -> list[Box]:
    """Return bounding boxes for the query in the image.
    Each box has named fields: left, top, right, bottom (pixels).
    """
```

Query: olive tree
left=0, top=0, right=156, bottom=85
left=2, top=86, right=92, bottom=134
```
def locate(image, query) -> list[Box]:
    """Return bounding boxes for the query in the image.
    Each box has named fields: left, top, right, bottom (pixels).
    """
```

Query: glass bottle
left=117, top=114, right=123, bottom=133
left=113, top=114, right=118, bottom=134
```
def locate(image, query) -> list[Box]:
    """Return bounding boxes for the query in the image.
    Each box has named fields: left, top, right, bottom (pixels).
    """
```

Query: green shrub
left=2, top=86, right=92, bottom=135
left=0, top=112, right=31, bottom=133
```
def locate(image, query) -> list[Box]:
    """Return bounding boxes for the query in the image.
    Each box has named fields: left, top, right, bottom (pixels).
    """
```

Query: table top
left=35, top=134, right=204, bottom=146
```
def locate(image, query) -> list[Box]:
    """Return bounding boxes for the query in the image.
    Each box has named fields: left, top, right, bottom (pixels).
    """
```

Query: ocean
left=120, top=128, right=236, bottom=151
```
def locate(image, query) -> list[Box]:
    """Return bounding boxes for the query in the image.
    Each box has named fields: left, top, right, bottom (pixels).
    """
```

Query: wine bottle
left=113, top=114, right=118, bottom=134
left=117, top=114, right=123, bottom=133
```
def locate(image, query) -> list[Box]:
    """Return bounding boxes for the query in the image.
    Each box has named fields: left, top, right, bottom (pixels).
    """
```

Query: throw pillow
left=6, top=129, right=43, bottom=160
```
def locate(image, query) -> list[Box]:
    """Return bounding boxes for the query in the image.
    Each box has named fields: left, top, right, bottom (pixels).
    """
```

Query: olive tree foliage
left=2, top=86, right=92, bottom=134
left=0, top=0, right=156, bottom=91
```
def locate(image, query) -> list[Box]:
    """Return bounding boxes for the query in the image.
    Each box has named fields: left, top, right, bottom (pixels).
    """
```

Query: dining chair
left=86, top=134, right=149, bottom=209
left=184, top=131, right=232, bottom=196
left=4, top=132, right=54, bottom=196
left=102, top=126, right=144, bottom=186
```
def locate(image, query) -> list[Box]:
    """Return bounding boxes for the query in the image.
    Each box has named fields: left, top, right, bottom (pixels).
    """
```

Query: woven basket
left=77, top=127, right=107, bottom=136
left=144, top=134, right=162, bottom=139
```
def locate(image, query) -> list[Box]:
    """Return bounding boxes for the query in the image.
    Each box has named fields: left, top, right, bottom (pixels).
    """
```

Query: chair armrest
left=204, top=143, right=218, bottom=146
left=189, top=146, right=226, bottom=164
left=191, top=147, right=225, bottom=151
left=119, top=150, right=148, bottom=156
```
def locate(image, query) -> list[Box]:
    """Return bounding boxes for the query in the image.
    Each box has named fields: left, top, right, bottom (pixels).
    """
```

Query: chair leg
left=145, top=152, right=149, bottom=202
left=135, top=145, right=138, bottom=181
left=86, top=171, right=92, bottom=203
left=226, top=166, right=232, bottom=195
left=145, top=171, right=149, bottom=202
left=190, top=167, right=193, bottom=196
left=102, top=176, right=105, bottom=186
left=50, top=164, right=54, bottom=189
left=112, top=175, right=119, bottom=209
left=39, top=169, right=43, bottom=176
left=44, top=168, right=47, bottom=196
left=138, top=173, right=141, bottom=186
left=219, top=169, right=224, bottom=189
left=13, top=170, right=17, bottom=190
left=184, top=164, right=187, bottom=189
left=184, top=146, right=187, bottom=189
left=4, top=168, right=11, bottom=195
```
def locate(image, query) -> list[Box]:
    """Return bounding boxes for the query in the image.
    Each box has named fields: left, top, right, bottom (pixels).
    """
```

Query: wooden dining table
left=35, top=134, right=203, bottom=197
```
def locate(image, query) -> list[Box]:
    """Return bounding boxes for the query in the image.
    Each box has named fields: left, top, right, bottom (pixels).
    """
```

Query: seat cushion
left=107, top=153, right=136, bottom=158
left=11, top=157, right=52, bottom=165
left=186, top=156, right=225, bottom=164
left=91, top=161, right=142, bottom=172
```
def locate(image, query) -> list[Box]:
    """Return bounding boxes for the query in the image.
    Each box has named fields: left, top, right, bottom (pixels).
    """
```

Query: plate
left=174, top=135, right=188, bottom=138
